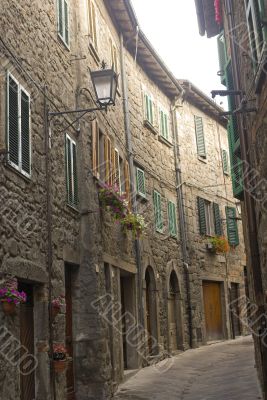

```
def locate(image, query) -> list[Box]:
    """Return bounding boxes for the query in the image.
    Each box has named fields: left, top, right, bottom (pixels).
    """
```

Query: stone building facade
left=194, top=0, right=267, bottom=398
left=0, top=0, right=246, bottom=399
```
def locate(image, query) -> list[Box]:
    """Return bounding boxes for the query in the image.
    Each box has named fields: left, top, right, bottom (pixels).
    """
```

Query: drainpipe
left=44, top=88, right=56, bottom=400
left=171, top=98, right=193, bottom=349
left=225, top=0, right=267, bottom=394
left=119, top=32, right=144, bottom=330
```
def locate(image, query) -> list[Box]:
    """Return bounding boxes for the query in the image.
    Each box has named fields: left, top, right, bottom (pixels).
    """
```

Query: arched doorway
left=168, top=271, right=183, bottom=352
left=145, top=267, right=158, bottom=355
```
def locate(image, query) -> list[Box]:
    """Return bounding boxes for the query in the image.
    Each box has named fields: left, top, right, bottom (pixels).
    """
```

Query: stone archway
left=168, top=270, right=184, bottom=352
left=145, top=266, right=158, bottom=355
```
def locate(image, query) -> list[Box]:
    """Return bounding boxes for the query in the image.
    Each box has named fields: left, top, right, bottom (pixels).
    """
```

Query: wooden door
left=19, top=283, right=35, bottom=400
left=65, top=267, right=75, bottom=400
left=230, top=283, right=241, bottom=337
left=168, top=293, right=178, bottom=351
left=203, top=281, right=223, bottom=341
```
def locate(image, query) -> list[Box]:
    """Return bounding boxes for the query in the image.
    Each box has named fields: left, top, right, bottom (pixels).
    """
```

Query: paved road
left=114, top=336, right=262, bottom=400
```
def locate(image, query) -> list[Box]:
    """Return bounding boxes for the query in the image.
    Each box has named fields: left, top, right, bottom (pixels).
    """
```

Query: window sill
left=144, top=120, right=158, bottom=135
left=158, top=135, right=173, bottom=147
left=57, top=34, right=70, bottom=51
left=197, top=156, right=207, bottom=163
left=6, top=162, right=31, bottom=182
left=155, top=228, right=164, bottom=234
left=89, top=41, right=100, bottom=64
left=66, top=203, right=79, bottom=214
left=136, top=193, right=148, bottom=202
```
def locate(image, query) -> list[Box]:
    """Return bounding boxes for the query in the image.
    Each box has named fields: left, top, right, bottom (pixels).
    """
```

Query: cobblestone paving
left=114, top=336, right=262, bottom=400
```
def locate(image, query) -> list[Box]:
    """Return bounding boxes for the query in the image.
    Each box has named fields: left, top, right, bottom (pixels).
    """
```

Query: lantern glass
left=90, top=67, right=118, bottom=107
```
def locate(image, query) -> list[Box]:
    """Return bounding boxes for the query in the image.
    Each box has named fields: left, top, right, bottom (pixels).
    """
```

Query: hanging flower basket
left=53, top=344, right=68, bottom=373
left=121, top=213, right=146, bottom=238
left=208, top=236, right=230, bottom=253
left=98, top=184, right=128, bottom=221
left=0, top=288, right=27, bottom=316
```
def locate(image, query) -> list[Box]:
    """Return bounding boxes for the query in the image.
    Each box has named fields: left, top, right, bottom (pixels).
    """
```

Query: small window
left=197, top=197, right=222, bottom=236
left=7, top=73, right=31, bottom=177
left=144, top=92, right=154, bottom=126
left=88, top=0, right=98, bottom=50
left=168, top=201, right=177, bottom=237
left=245, top=0, right=266, bottom=69
left=57, top=0, right=69, bottom=47
left=194, top=116, right=206, bottom=158
left=136, top=167, right=146, bottom=198
left=222, top=149, right=229, bottom=174
left=153, top=190, right=163, bottom=232
left=65, top=134, right=78, bottom=207
left=159, top=108, right=169, bottom=140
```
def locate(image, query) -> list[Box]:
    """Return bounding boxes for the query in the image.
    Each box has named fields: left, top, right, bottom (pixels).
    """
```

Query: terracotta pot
left=53, top=360, right=67, bottom=373
left=51, top=306, right=60, bottom=320
left=2, top=301, right=16, bottom=315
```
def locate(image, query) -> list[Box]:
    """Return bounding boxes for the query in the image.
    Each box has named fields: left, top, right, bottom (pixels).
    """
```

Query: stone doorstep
left=123, top=369, right=140, bottom=383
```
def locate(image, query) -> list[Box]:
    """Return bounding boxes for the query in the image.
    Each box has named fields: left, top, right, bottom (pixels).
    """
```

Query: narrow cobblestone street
left=114, top=336, right=262, bottom=400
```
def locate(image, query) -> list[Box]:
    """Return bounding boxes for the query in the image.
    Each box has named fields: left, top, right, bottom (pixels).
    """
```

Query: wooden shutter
left=104, top=136, right=112, bottom=185
left=168, top=201, right=177, bottom=236
left=124, top=160, right=131, bottom=208
left=144, top=93, right=149, bottom=121
left=222, top=150, right=229, bottom=174
left=197, top=197, right=206, bottom=235
left=92, top=119, right=99, bottom=178
left=226, top=206, right=239, bottom=246
left=8, top=75, right=19, bottom=167
left=72, top=141, right=78, bottom=206
left=154, top=191, right=163, bottom=231
left=66, top=135, right=73, bottom=204
left=58, top=0, right=64, bottom=37
left=194, top=116, right=206, bottom=158
left=136, top=167, right=146, bottom=197
left=21, top=90, right=31, bottom=175
left=64, top=0, right=69, bottom=45
left=164, top=113, right=168, bottom=140
left=160, top=110, right=164, bottom=136
left=213, top=203, right=222, bottom=236
left=113, top=149, right=121, bottom=191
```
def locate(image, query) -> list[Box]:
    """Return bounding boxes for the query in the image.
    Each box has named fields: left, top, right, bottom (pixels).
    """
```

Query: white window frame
left=144, top=91, right=155, bottom=126
left=57, top=0, right=70, bottom=48
left=88, top=0, right=98, bottom=51
left=66, top=133, right=78, bottom=207
left=136, top=167, right=146, bottom=198
left=7, top=71, right=31, bottom=179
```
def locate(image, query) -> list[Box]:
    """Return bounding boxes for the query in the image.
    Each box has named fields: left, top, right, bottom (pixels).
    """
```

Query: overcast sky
left=131, top=0, right=225, bottom=105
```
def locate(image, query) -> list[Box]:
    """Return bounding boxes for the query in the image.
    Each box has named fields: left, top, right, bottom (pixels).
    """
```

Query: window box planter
left=98, top=183, right=128, bottom=221
left=207, top=236, right=230, bottom=254
left=53, top=359, right=68, bottom=373
left=53, top=344, right=68, bottom=373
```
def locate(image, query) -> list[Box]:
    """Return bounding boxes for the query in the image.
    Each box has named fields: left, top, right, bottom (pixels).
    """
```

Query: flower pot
left=1, top=301, right=16, bottom=315
left=53, top=360, right=67, bottom=373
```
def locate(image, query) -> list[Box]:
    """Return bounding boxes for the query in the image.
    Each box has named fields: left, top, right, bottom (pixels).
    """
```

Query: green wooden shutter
left=213, top=203, right=222, bottom=236
left=160, top=110, right=164, bottom=136
left=194, top=116, right=206, bottom=158
left=58, top=0, right=64, bottom=37
left=8, top=75, right=19, bottom=167
left=222, top=149, right=229, bottom=174
left=226, top=206, right=239, bottom=246
left=64, top=0, right=69, bottom=45
left=168, top=201, right=177, bottom=236
left=66, top=135, right=73, bottom=205
left=21, top=90, right=31, bottom=175
left=197, top=197, right=206, bottom=235
left=72, top=141, right=78, bottom=206
left=154, top=191, right=163, bottom=231
left=136, top=167, right=146, bottom=197
left=164, top=113, right=168, bottom=140
left=145, top=94, right=149, bottom=121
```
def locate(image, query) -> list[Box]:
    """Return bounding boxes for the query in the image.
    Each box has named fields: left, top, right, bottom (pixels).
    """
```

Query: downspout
left=225, top=0, right=267, bottom=394
left=171, top=96, right=193, bottom=349
left=120, top=32, right=144, bottom=329
left=44, top=89, right=56, bottom=400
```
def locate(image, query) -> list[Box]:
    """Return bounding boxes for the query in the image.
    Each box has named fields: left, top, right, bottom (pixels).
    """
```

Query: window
left=65, top=134, right=78, bottom=207
left=57, top=0, right=69, bottom=46
left=197, top=197, right=222, bottom=236
left=113, top=148, right=121, bottom=192
left=109, top=38, right=120, bottom=90
left=7, top=73, right=31, bottom=177
left=88, top=0, right=97, bottom=50
left=245, top=0, right=267, bottom=68
left=153, top=190, right=163, bottom=232
left=194, top=116, right=206, bottom=158
left=222, top=149, right=229, bottom=174
left=144, top=92, right=155, bottom=126
left=226, top=207, right=239, bottom=246
left=159, top=108, right=169, bottom=140
left=168, top=201, right=177, bottom=237
left=136, top=167, right=146, bottom=198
